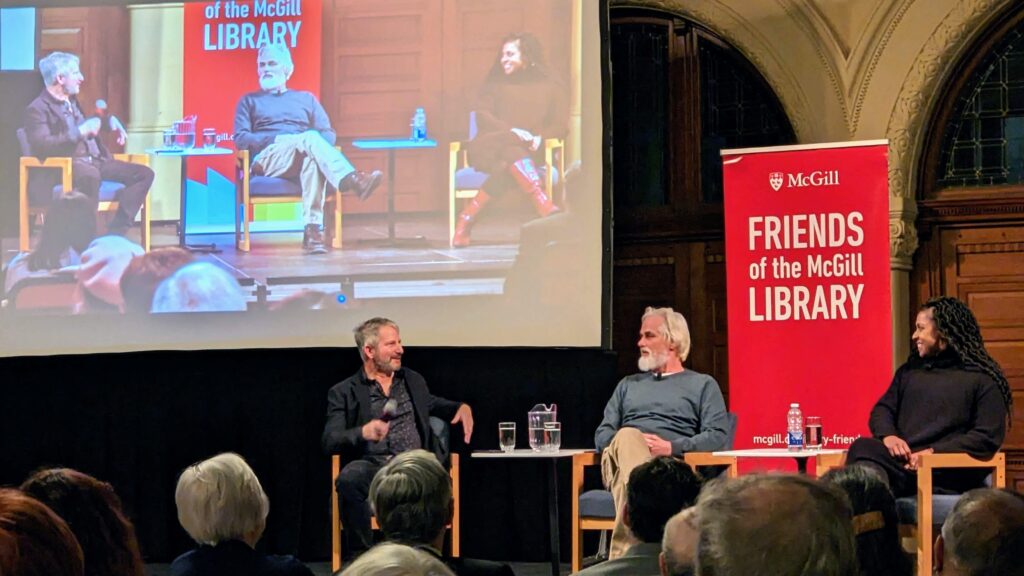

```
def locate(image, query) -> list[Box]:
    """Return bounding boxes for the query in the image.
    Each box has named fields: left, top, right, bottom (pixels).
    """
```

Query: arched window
left=610, top=9, right=794, bottom=235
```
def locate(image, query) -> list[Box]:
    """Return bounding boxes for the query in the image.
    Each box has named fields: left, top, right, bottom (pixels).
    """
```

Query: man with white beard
left=594, top=306, right=728, bottom=560
left=234, top=43, right=382, bottom=254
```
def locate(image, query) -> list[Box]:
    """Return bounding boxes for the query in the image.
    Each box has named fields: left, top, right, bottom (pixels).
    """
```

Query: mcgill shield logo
left=769, top=172, right=784, bottom=191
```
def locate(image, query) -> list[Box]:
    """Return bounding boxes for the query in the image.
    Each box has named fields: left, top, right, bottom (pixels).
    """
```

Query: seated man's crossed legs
left=252, top=131, right=382, bottom=253
left=601, top=427, right=654, bottom=559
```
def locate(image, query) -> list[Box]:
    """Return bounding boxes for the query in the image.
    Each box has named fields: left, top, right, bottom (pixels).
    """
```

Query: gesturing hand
left=451, top=404, right=474, bottom=443
left=883, top=435, right=911, bottom=461
left=361, top=419, right=389, bottom=442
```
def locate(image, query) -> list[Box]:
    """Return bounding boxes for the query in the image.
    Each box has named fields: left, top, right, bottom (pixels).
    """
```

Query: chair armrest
left=21, top=156, right=74, bottom=196
left=236, top=148, right=251, bottom=171
left=919, top=452, right=1005, bottom=487
left=683, top=453, right=739, bottom=478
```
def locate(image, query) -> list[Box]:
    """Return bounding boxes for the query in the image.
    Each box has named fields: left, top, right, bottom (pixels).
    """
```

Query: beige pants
left=252, top=131, right=355, bottom=225
left=601, top=427, right=653, bottom=559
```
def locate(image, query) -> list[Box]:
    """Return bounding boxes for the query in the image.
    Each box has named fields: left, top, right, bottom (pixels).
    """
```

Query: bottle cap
left=790, top=403, right=799, bottom=408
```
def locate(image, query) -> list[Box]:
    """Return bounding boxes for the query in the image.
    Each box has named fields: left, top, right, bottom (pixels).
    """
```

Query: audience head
left=339, top=543, right=455, bottom=576
left=119, top=247, right=194, bottom=313
left=0, top=487, right=84, bottom=576
left=174, top=452, right=268, bottom=547
left=19, top=468, right=144, bottom=576
left=369, top=449, right=451, bottom=548
left=820, top=465, right=910, bottom=576
left=638, top=306, right=691, bottom=371
left=150, top=262, right=247, bottom=313
left=936, top=488, right=1024, bottom=576
left=38, top=51, right=81, bottom=90
left=28, top=191, right=96, bottom=271
left=625, top=456, right=701, bottom=544
left=660, top=507, right=698, bottom=576
left=695, top=473, right=857, bottom=576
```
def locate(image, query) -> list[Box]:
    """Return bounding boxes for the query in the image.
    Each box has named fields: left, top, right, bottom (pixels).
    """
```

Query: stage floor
left=2, top=213, right=529, bottom=305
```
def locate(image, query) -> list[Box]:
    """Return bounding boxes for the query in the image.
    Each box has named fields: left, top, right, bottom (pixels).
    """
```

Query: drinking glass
left=202, top=128, right=217, bottom=149
left=498, top=422, right=516, bottom=453
left=543, top=421, right=561, bottom=452
left=804, top=416, right=823, bottom=450
left=163, top=130, right=176, bottom=149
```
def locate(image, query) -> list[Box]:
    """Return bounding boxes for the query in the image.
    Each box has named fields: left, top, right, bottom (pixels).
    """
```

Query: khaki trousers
left=252, top=131, right=355, bottom=225
left=601, top=427, right=653, bottom=559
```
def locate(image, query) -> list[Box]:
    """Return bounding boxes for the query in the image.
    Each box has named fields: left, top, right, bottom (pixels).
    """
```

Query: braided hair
left=924, top=296, right=1012, bottom=419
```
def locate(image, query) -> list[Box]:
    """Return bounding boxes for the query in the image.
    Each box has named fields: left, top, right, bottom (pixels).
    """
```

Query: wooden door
left=928, top=225, right=1024, bottom=490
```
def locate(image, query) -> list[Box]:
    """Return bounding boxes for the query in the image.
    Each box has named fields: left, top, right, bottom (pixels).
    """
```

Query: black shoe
left=302, top=223, right=328, bottom=255
left=342, top=170, right=383, bottom=201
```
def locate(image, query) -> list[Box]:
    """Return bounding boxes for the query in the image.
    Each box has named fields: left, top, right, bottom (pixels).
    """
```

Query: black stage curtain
left=0, top=346, right=617, bottom=563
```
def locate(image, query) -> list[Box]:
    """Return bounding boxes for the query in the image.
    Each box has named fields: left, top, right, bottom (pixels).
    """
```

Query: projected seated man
left=845, top=296, right=1010, bottom=497
left=24, top=51, right=154, bottom=236
left=595, top=306, right=728, bottom=560
left=233, top=43, right=383, bottom=255
left=321, top=317, right=474, bottom=559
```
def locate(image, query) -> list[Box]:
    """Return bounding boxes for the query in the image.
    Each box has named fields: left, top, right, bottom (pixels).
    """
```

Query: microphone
left=95, top=99, right=125, bottom=132
left=380, top=398, right=399, bottom=422
left=95, top=99, right=108, bottom=117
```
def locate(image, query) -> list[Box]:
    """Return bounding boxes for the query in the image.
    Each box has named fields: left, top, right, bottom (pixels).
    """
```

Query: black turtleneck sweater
left=868, top=349, right=1006, bottom=458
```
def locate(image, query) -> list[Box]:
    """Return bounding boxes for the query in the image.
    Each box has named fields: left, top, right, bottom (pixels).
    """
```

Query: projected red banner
left=722, top=141, right=892, bottom=469
left=182, top=0, right=322, bottom=231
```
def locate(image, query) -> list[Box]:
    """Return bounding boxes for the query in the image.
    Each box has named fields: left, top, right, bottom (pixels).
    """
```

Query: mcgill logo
left=768, top=170, right=840, bottom=190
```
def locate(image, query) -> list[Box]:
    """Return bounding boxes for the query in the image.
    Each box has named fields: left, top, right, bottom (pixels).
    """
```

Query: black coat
left=24, top=90, right=109, bottom=160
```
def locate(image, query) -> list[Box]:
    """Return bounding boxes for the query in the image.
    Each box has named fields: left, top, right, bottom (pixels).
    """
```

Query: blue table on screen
left=146, top=146, right=233, bottom=252
left=351, top=138, right=437, bottom=244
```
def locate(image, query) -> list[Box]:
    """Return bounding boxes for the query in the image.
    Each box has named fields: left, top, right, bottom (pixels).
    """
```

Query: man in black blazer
left=322, top=317, right=474, bottom=560
left=370, top=449, right=513, bottom=576
left=24, top=51, right=153, bottom=235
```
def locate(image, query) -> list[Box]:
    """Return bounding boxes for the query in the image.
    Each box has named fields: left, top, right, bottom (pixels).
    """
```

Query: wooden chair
left=569, top=413, right=740, bottom=573
left=234, top=149, right=343, bottom=251
left=17, top=128, right=151, bottom=251
left=447, top=112, right=565, bottom=246
left=329, top=417, right=461, bottom=572
left=896, top=452, right=1005, bottom=576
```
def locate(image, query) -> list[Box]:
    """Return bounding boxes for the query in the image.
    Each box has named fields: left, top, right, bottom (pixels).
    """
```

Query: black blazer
left=170, top=540, right=312, bottom=576
left=417, top=544, right=516, bottom=576
left=23, top=90, right=109, bottom=160
left=321, top=367, right=462, bottom=464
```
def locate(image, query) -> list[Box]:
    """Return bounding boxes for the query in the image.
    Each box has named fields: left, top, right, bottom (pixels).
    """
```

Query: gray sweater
left=233, top=89, right=336, bottom=156
left=595, top=370, right=729, bottom=455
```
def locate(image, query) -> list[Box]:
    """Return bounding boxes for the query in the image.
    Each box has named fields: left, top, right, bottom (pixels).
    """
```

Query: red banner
left=722, top=141, right=892, bottom=470
left=182, top=0, right=322, bottom=231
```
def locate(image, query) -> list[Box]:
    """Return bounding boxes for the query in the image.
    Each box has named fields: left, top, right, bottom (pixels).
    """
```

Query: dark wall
left=0, top=346, right=618, bottom=563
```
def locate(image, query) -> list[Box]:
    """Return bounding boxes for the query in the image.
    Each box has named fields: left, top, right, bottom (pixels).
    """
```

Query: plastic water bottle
left=411, top=107, right=427, bottom=141
left=787, top=403, right=804, bottom=451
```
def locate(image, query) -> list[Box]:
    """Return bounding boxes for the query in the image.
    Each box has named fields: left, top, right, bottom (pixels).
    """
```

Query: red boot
left=509, top=158, right=559, bottom=217
left=452, top=190, right=491, bottom=247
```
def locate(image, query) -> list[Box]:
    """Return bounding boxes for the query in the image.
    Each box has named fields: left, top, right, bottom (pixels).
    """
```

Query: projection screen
left=0, top=0, right=607, bottom=355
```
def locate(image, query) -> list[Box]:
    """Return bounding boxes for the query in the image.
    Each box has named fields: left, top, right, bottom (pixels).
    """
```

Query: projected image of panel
left=0, top=0, right=605, bottom=354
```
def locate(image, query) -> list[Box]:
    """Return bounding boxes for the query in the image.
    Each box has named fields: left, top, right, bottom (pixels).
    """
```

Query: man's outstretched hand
left=452, top=403, right=474, bottom=443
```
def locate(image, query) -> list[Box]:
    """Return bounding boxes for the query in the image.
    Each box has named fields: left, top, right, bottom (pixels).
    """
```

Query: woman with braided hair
left=846, top=296, right=1009, bottom=497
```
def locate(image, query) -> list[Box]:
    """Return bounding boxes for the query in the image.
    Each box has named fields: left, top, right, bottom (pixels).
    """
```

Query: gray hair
left=340, top=542, right=455, bottom=576
left=940, top=488, right=1024, bottom=576
left=642, top=306, right=691, bottom=362
left=354, top=317, right=399, bottom=361
left=695, top=474, right=858, bottom=576
left=661, top=507, right=698, bottom=576
left=151, top=262, right=247, bottom=313
left=39, top=51, right=79, bottom=86
left=174, top=452, right=269, bottom=546
left=257, top=42, right=294, bottom=75
left=369, top=449, right=451, bottom=545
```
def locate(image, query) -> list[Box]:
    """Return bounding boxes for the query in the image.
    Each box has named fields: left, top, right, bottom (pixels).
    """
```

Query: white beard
left=638, top=351, right=669, bottom=373
left=259, top=74, right=286, bottom=92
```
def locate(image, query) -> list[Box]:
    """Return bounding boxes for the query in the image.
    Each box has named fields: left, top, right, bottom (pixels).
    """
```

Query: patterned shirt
left=366, top=373, right=421, bottom=463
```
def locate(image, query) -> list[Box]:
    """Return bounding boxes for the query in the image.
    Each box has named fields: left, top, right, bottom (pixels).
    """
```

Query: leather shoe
left=342, top=170, right=383, bottom=201
left=302, top=223, right=327, bottom=255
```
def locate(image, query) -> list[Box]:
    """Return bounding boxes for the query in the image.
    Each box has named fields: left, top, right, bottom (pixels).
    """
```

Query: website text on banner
left=722, top=141, right=892, bottom=473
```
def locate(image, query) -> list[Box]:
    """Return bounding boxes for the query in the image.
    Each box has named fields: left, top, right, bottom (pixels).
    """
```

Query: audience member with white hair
left=340, top=543, right=455, bottom=576
left=594, top=306, right=729, bottom=558
left=659, top=507, right=697, bottom=576
left=934, top=488, right=1024, bottom=576
left=170, top=452, right=313, bottom=576
left=150, top=262, right=247, bottom=313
